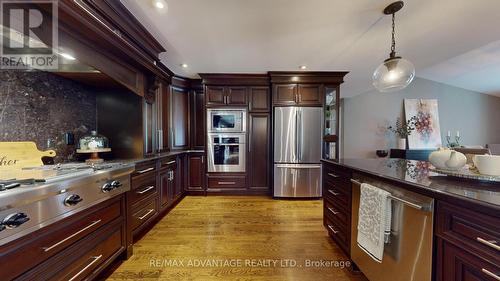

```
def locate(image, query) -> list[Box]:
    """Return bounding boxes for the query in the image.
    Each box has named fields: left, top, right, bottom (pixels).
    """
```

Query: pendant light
left=372, top=1, right=415, bottom=92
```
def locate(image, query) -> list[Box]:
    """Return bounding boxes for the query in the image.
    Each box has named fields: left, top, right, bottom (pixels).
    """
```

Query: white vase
left=397, top=138, right=406, bottom=149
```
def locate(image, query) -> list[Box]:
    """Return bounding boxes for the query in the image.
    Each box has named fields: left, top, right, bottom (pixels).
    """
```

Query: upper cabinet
left=270, top=72, right=347, bottom=107
left=190, top=80, right=205, bottom=150
left=249, top=87, right=270, bottom=112
left=170, top=77, right=190, bottom=150
left=200, top=74, right=270, bottom=108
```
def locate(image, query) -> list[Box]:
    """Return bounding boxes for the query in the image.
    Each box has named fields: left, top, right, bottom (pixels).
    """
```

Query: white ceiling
left=121, top=0, right=500, bottom=97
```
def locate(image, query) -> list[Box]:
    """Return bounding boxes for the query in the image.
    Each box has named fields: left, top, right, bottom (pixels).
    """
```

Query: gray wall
left=342, top=77, right=500, bottom=158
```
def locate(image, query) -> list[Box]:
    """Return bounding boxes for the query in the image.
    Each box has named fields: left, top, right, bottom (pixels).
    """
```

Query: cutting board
left=0, top=142, right=56, bottom=170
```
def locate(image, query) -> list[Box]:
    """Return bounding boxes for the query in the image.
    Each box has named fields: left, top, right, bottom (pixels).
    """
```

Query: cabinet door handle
left=218, top=181, right=236, bottom=185
left=328, top=173, right=340, bottom=178
left=477, top=237, right=500, bottom=251
left=328, top=207, right=339, bottom=215
left=68, top=254, right=103, bottom=281
left=43, top=220, right=102, bottom=252
left=481, top=268, right=500, bottom=280
left=136, top=186, right=155, bottom=194
left=166, top=160, right=176, bottom=165
left=328, top=190, right=339, bottom=196
left=136, top=167, right=154, bottom=174
left=327, top=225, right=338, bottom=234
left=138, top=209, right=155, bottom=220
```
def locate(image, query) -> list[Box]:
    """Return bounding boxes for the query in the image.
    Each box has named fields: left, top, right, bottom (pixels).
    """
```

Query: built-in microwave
left=207, top=109, right=246, bottom=133
left=207, top=133, right=246, bottom=173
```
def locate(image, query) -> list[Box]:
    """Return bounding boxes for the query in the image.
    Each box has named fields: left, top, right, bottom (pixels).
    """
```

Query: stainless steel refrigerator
left=274, top=107, right=322, bottom=197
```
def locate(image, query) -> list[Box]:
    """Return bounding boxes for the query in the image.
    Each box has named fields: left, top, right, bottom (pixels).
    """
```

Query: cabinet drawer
left=131, top=197, right=158, bottom=231
left=324, top=215, right=349, bottom=254
left=0, top=197, right=123, bottom=281
left=18, top=221, right=124, bottom=281
left=324, top=184, right=350, bottom=211
left=436, top=201, right=500, bottom=263
left=323, top=164, right=352, bottom=181
left=131, top=160, right=157, bottom=178
left=440, top=239, right=500, bottom=281
left=159, top=157, right=177, bottom=169
left=130, top=178, right=157, bottom=206
left=208, top=176, right=246, bottom=189
left=323, top=198, right=349, bottom=231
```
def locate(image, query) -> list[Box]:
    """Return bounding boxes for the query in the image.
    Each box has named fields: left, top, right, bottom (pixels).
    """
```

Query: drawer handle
left=218, top=181, right=236, bottom=185
left=328, top=190, right=340, bottom=196
left=43, top=220, right=102, bottom=252
left=68, top=254, right=103, bottom=281
left=136, top=167, right=154, bottom=174
left=327, top=225, right=339, bottom=234
left=328, top=207, right=339, bottom=215
left=138, top=209, right=155, bottom=220
left=165, top=160, right=176, bottom=165
left=328, top=173, right=340, bottom=178
left=477, top=237, right=500, bottom=251
left=482, top=268, right=500, bottom=280
left=136, top=185, right=155, bottom=194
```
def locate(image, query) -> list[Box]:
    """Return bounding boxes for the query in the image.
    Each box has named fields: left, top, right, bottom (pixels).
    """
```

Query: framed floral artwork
left=404, top=99, right=442, bottom=149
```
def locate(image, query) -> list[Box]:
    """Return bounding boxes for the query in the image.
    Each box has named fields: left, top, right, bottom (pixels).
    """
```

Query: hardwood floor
left=108, top=196, right=367, bottom=281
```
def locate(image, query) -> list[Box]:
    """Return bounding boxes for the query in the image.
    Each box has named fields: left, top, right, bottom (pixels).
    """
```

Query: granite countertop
left=125, top=150, right=205, bottom=164
left=322, top=158, right=500, bottom=209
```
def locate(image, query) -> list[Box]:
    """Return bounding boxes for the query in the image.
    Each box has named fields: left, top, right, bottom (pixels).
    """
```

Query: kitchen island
left=322, top=158, right=499, bottom=281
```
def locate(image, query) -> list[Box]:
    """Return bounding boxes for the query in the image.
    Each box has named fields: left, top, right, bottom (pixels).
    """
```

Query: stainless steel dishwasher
left=350, top=175, right=434, bottom=281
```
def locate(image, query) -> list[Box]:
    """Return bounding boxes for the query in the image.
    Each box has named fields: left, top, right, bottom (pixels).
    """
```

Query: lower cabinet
left=207, top=174, right=247, bottom=193
left=321, top=161, right=353, bottom=255
left=435, top=201, right=500, bottom=281
left=159, top=156, right=178, bottom=211
left=0, top=195, right=127, bottom=281
left=187, top=152, right=205, bottom=193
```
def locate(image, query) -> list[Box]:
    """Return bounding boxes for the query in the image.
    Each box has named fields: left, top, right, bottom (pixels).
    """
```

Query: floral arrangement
left=387, top=116, right=417, bottom=138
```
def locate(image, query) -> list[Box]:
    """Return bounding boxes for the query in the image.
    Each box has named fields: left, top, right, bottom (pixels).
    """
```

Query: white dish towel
left=357, top=183, right=392, bottom=263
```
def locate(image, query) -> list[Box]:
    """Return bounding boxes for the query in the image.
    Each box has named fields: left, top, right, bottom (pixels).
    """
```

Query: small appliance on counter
left=76, top=130, right=111, bottom=163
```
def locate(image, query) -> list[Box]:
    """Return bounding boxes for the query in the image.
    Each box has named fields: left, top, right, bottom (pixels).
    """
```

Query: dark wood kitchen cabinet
left=248, top=113, right=270, bottom=192
left=190, top=88, right=205, bottom=149
left=0, top=195, right=127, bottom=281
left=435, top=201, right=500, bottom=281
left=159, top=158, right=177, bottom=210
left=249, top=87, right=270, bottom=112
left=187, top=152, right=205, bottom=194
left=273, top=84, right=297, bottom=105
left=272, top=83, right=322, bottom=106
left=170, top=86, right=189, bottom=149
left=270, top=72, right=348, bottom=107
left=205, top=86, right=226, bottom=106
left=204, top=86, right=247, bottom=106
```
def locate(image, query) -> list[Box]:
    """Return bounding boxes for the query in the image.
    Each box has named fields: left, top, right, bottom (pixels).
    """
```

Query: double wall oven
left=207, top=109, right=247, bottom=173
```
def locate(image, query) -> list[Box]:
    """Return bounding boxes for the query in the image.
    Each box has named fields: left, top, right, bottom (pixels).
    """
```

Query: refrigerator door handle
left=298, top=109, right=302, bottom=161
left=295, top=109, right=299, bottom=162
left=276, top=164, right=321, bottom=169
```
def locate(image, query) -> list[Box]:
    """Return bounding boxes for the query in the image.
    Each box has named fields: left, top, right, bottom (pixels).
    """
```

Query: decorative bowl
left=473, top=155, right=500, bottom=176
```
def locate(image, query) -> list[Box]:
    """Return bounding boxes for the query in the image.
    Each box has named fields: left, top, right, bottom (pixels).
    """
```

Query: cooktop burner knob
left=111, top=180, right=122, bottom=189
left=2, top=213, right=30, bottom=228
left=101, top=182, right=113, bottom=193
left=64, top=194, right=83, bottom=206
left=0, top=224, right=6, bottom=231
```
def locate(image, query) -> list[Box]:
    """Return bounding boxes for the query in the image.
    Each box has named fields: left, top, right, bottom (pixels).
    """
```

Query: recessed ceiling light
left=60, top=53, right=76, bottom=60
left=299, top=65, right=307, bottom=70
left=154, top=0, right=165, bottom=9
left=180, top=63, right=188, bottom=68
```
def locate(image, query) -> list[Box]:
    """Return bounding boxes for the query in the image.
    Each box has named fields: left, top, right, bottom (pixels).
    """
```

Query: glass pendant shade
left=373, top=56, right=415, bottom=93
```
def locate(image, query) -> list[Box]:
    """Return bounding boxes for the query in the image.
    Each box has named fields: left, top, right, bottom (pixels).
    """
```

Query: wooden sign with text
left=0, top=142, right=56, bottom=169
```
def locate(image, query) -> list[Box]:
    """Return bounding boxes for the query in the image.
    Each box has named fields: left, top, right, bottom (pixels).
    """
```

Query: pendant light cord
left=390, top=13, right=396, bottom=58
